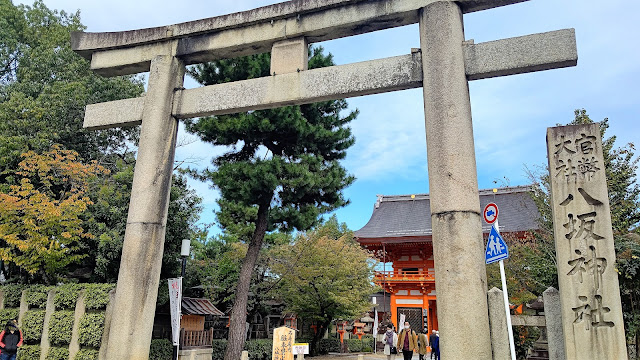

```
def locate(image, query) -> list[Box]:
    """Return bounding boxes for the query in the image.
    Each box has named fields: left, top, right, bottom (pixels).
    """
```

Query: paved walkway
left=311, top=353, right=436, bottom=360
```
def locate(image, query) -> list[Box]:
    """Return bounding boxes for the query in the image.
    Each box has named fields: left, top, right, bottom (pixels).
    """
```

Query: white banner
left=168, top=278, right=182, bottom=346
left=399, top=313, right=405, bottom=329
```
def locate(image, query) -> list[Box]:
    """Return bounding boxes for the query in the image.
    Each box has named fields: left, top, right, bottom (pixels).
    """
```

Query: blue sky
left=21, top=0, right=640, bottom=235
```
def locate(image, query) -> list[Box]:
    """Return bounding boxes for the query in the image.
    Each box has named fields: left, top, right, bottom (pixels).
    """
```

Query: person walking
left=428, top=330, right=437, bottom=359
left=0, top=320, right=23, bottom=360
left=383, top=323, right=398, bottom=360
left=432, top=331, right=440, bottom=360
left=417, top=327, right=429, bottom=360
left=397, top=321, right=418, bottom=360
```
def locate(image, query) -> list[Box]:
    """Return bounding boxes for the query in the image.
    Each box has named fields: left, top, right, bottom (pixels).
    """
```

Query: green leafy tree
left=0, top=1, right=204, bottom=285
left=615, top=233, right=640, bottom=352
left=186, top=47, right=357, bottom=359
left=0, top=0, right=144, bottom=173
left=270, top=217, right=378, bottom=356
left=0, top=146, right=107, bottom=283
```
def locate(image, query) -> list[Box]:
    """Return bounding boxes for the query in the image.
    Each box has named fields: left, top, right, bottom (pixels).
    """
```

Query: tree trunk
left=311, top=319, right=332, bottom=356
left=223, top=202, right=270, bottom=360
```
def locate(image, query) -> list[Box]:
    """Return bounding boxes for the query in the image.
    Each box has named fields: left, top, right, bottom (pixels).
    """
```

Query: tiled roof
left=354, top=185, right=540, bottom=239
left=182, top=297, right=224, bottom=316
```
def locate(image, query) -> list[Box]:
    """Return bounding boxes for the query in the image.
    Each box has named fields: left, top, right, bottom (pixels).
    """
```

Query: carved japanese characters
left=547, top=123, right=627, bottom=360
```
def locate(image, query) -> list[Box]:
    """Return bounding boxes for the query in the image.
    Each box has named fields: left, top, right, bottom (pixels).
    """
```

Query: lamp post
left=174, top=239, right=191, bottom=360
left=181, top=239, right=191, bottom=278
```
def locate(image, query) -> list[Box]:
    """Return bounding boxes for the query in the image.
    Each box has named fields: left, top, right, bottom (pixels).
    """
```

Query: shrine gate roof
left=354, top=185, right=539, bottom=240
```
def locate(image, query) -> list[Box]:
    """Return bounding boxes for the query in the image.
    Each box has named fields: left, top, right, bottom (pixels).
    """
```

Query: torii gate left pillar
left=106, top=52, right=184, bottom=359
left=71, top=1, right=578, bottom=358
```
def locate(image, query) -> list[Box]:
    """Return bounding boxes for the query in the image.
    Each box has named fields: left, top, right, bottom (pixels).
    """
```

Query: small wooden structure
left=283, top=313, right=297, bottom=330
left=180, top=297, right=223, bottom=349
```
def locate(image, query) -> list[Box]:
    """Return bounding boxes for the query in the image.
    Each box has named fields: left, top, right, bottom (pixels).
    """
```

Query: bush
left=156, top=281, right=169, bottom=307
left=17, top=344, right=41, bottom=360
left=83, top=284, right=114, bottom=310
left=319, top=338, right=341, bottom=354
left=211, top=339, right=227, bottom=360
left=245, top=339, right=272, bottom=360
left=149, top=338, right=173, bottom=360
left=514, top=325, right=539, bottom=359
left=73, top=348, right=99, bottom=360
left=53, top=284, right=84, bottom=310
left=25, top=285, right=52, bottom=309
left=210, top=339, right=273, bottom=360
left=0, top=308, right=19, bottom=327
left=346, top=337, right=374, bottom=353
left=1, top=285, right=25, bottom=307
left=46, top=347, right=69, bottom=360
left=22, top=310, right=46, bottom=343
left=48, top=311, right=75, bottom=345
left=78, top=312, right=105, bottom=348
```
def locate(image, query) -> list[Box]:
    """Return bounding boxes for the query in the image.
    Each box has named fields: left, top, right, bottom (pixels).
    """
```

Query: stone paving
left=311, top=352, right=434, bottom=359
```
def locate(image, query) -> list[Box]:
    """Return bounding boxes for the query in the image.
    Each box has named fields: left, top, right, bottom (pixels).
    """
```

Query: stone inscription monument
left=547, top=123, right=628, bottom=359
left=71, top=0, right=577, bottom=358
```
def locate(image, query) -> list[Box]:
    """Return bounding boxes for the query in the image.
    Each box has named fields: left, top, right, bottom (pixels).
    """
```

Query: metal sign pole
left=486, top=192, right=515, bottom=360
left=499, top=257, right=516, bottom=360
left=495, top=216, right=516, bottom=360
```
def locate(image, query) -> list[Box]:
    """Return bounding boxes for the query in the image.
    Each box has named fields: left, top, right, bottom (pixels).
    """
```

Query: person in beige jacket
left=397, top=321, right=418, bottom=360
left=417, top=327, right=429, bottom=360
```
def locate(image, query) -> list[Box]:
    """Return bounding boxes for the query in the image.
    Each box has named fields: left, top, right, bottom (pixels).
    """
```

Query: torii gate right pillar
left=420, top=3, right=492, bottom=359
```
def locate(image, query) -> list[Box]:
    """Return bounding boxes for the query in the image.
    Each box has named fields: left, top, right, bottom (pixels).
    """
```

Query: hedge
left=0, top=308, right=19, bottom=327
left=25, top=285, right=52, bottom=308
left=73, top=348, right=99, bottom=360
left=45, top=346, right=69, bottom=360
left=22, top=310, right=46, bottom=343
left=319, top=338, right=341, bottom=354
left=211, top=339, right=227, bottom=360
left=346, top=337, right=374, bottom=352
left=244, top=339, right=272, bottom=360
left=83, top=284, right=114, bottom=310
left=16, top=344, right=40, bottom=360
left=48, top=311, right=75, bottom=345
left=78, top=312, right=105, bottom=348
left=53, top=284, right=84, bottom=310
left=1, top=285, right=25, bottom=307
left=149, top=338, right=173, bottom=360
left=156, top=281, right=169, bottom=307
left=211, top=339, right=275, bottom=360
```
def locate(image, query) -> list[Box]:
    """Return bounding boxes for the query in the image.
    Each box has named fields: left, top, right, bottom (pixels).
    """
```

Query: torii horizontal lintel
left=83, top=29, right=576, bottom=130
left=72, top=0, right=529, bottom=76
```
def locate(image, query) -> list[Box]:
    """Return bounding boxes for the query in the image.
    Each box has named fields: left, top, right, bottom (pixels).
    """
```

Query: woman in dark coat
left=0, top=320, right=23, bottom=360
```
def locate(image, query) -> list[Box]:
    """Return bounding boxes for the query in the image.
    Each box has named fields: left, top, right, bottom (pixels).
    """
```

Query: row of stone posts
left=0, top=288, right=114, bottom=360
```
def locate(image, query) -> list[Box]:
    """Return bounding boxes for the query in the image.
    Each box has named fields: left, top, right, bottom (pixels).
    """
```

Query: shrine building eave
left=354, top=185, right=540, bottom=241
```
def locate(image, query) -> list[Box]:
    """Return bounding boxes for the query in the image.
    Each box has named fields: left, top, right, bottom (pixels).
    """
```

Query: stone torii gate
left=71, top=1, right=577, bottom=359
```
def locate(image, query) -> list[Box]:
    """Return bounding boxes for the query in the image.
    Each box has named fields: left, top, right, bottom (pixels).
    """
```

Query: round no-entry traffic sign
left=483, top=203, right=498, bottom=224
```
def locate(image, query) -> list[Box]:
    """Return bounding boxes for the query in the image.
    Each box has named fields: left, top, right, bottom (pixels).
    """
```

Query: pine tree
left=186, top=46, right=357, bottom=360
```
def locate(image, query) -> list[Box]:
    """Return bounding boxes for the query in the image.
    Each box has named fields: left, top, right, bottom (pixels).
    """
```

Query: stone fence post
left=543, top=287, right=566, bottom=360
left=39, top=289, right=56, bottom=360
left=98, top=289, right=116, bottom=360
left=69, top=290, right=86, bottom=360
left=18, top=290, right=28, bottom=326
left=487, top=287, right=510, bottom=360
left=0, top=289, right=4, bottom=309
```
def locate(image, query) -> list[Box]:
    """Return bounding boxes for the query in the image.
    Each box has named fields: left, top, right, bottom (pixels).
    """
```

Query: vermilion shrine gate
left=71, top=0, right=579, bottom=358
left=355, top=186, right=539, bottom=334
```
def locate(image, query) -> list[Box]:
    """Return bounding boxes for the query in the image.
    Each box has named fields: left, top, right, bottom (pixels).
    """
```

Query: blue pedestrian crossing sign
left=485, top=224, right=509, bottom=264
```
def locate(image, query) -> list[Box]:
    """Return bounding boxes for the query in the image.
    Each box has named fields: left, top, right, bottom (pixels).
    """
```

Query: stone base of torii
left=67, top=0, right=609, bottom=359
